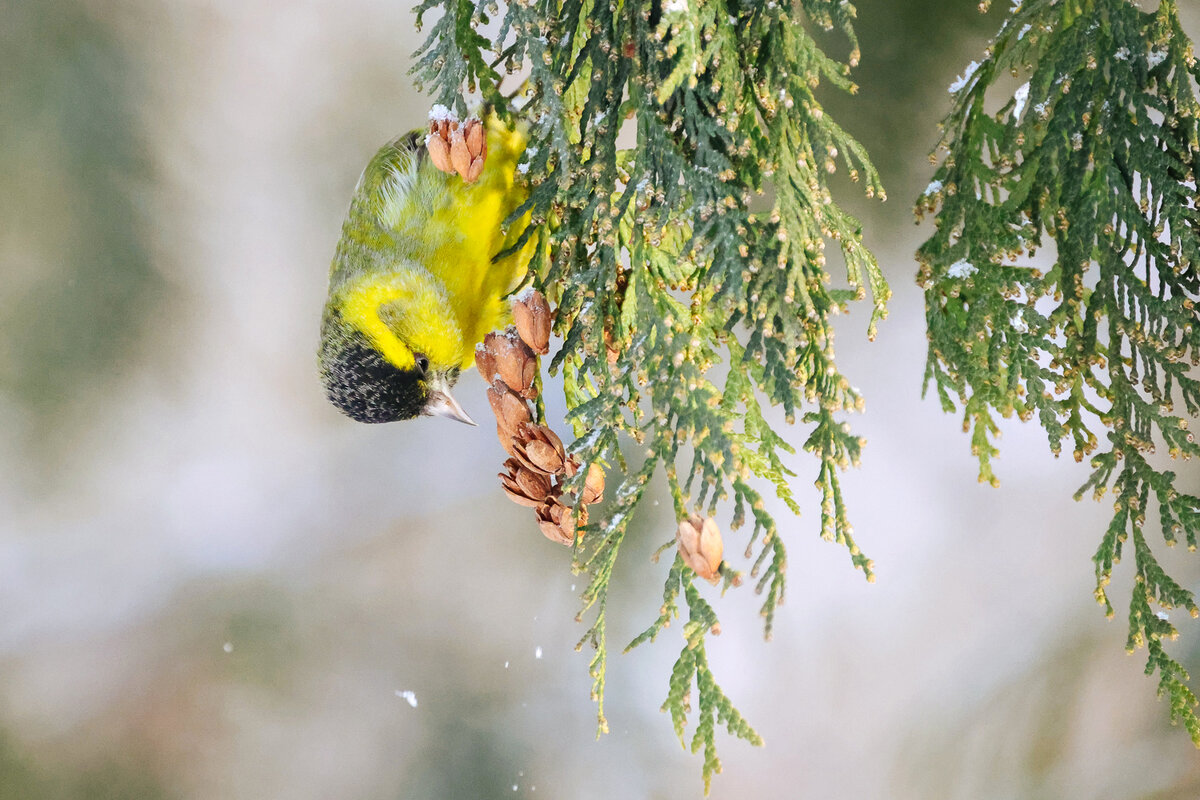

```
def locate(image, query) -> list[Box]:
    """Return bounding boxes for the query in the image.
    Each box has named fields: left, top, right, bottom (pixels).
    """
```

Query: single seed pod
left=497, top=424, right=518, bottom=458
left=463, top=118, right=485, bottom=153
left=535, top=498, right=587, bottom=545
left=603, top=327, right=620, bottom=365
left=464, top=156, right=485, bottom=183
left=432, top=117, right=457, bottom=140
left=488, top=330, right=537, bottom=396
left=535, top=500, right=570, bottom=545
left=514, top=466, right=553, bottom=503
left=425, top=131, right=452, bottom=174
left=517, top=438, right=564, bottom=475
left=507, top=426, right=550, bottom=474
left=516, top=423, right=569, bottom=475
left=536, top=519, right=567, bottom=545
left=517, top=356, right=538, bottom=399
left=563, top=453, right=581, bottom=478
left=425, top=114, right=460, bottom=175
left=676, top=515, right=723, bottom=584
left=461, top=118, right=487, bottom=184
left=513, top=290, right=552, bottom=355
left=582, top=462, right=605, bottom=505
left=449, top=131, right=473, bottom=180
left=499, top=477, right=541, bottom=508
left=474, top=342, right=498, bottom=384
left=519, top=422, right=566, bottom=459
left=487, top=381, right=531, bottom=441
left=498, top=458, right=553, bottom=508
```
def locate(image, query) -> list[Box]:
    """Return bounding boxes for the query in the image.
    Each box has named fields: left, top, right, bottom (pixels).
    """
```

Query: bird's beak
left=424, top=375, right=476, bottom=426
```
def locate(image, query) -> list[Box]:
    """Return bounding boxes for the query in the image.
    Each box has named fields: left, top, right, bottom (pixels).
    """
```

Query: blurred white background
left=3, top=1, right=1199, bottom=797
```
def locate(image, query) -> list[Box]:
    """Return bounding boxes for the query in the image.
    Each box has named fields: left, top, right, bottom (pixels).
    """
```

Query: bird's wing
left=335, top=121, right=535, bottom=369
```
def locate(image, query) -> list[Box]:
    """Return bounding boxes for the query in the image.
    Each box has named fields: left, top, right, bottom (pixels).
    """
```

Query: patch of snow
left=429, top=104, right=456, bottom=122
left=949, top=60, right=980, bottom=94
left=395, top=690, right=418, bottom=707
left=663, top=0, right=687, bottom=11
left=1146, top=49, right=1168, bottom=69
left=924, top=179, right=943, bottom=196
left=1012, top=82, right=1030, bottom=120
left=947, top=260, right=978, bottom=278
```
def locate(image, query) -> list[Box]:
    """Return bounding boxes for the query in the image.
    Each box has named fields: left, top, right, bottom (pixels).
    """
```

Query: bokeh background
left=4, top=1, right=1200, bottom=797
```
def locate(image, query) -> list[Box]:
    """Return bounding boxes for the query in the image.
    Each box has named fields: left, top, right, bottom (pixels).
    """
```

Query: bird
left=318, top=112, right=530, bottom=425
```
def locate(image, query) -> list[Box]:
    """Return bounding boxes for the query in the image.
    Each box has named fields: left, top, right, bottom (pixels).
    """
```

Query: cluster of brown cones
left=479, top=290, right=605, bottom=545
left=425, top=106, right=487, bottom=184
left=477, top=289, right=723, bottom=577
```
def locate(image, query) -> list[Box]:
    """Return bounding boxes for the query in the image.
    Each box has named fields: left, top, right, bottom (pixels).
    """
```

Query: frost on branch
left=917, top=0, right=1200, bottom=743
left=414, top=0, right=886, bottom=789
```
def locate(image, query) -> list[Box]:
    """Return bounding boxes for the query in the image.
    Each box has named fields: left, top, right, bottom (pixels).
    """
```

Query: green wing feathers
left=332, top=117, right=533, bottom=370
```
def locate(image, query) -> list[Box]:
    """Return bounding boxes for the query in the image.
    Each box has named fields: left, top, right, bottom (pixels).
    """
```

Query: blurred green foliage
left=818, top=0, right=1004, bottom=183
left=918, top=0, right=1200, bottom=742
left=0, top=731, right=172, bottom=800
left=0, top=1, right=162, bottom=434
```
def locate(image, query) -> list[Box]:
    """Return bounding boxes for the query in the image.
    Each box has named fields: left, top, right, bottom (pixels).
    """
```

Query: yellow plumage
left=318, top=116, right=532, bottom=423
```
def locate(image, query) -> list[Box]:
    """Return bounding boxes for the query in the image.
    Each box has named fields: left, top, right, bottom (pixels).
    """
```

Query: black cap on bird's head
left=319, top=311, right=474, bottom=425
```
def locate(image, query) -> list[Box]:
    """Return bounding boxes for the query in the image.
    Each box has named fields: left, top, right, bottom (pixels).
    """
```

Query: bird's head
left=319, top=306, right=475, bottom=425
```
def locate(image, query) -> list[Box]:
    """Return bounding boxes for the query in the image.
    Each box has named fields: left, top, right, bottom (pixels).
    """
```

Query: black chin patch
left=319, top=315, right=426, bottom=423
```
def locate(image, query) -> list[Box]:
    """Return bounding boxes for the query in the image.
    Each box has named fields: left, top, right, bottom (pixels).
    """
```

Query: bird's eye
left=414, top=353, right=429, bottom=375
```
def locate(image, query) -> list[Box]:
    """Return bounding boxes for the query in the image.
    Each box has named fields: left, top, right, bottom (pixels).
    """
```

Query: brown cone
left=512, top=290, right=552, bottom=355
left=676, top=515, right=723, bottom=584
left=425, top=116, right=460, bottom=175
left=582, top=463, right=605, bottom=505
left=499, top=458, right=553, bottom=508
left=488, top=381, right=531, bottom=441
left=474, top=343, right=498, bottom=384
left=449, top=133, right=472, bottom=180
left=535, top=498, right=587, bottom=545
left=425, top=132, right=452, bottom=174
left=487, top=330, right=537, bottom=397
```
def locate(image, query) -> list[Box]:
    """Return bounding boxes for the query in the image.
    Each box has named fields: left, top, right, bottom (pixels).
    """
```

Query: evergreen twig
left=918, top=0, right=1200, bottom=743
left=414, top=0, right=885, bottom=787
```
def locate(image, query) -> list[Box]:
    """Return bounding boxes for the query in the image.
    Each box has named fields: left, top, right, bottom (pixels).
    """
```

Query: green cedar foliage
left=413, top=0, right=886, bottom=789
left=918, top=0, right=1200, bottom=743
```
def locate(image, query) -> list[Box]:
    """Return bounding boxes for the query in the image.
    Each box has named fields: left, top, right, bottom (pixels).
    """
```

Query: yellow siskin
left=318, top=113, right=530, bottom=424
